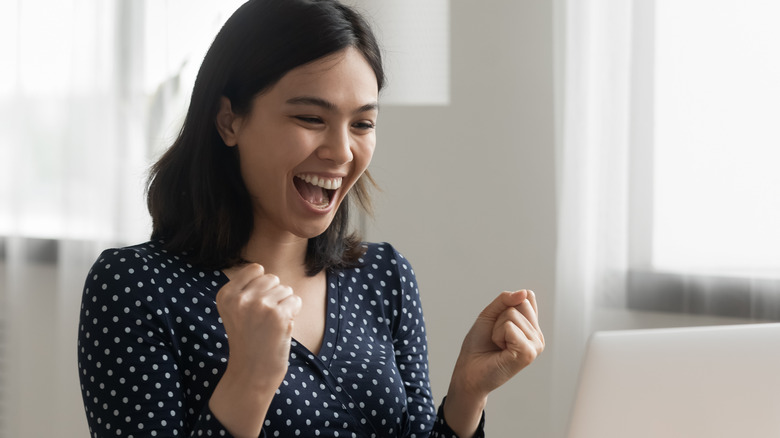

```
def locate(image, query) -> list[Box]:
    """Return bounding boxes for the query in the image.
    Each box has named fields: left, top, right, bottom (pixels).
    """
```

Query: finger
left=278, top=293, right=303, bottom=318
left=525, top=289, right=539, bottom=315
left=501, top=321, right=541, bottom=365
left=479, top=290, right=528, bottom=321
left=493, top=308, right=539, bottom=347
left=493, top=320, right=535, bottom=366
left=216, top=265, right=265, bottom=307
left=228, top=263, right=266, bottom=290
left=515, top=299, right=540, bottom=332
left=257, top=283, right=295, bottom=307
left=243, top=272, right=281, bottom=294
left=514, top=297, right=545, bottom=347
left=275, top=293, right=302, bottom=337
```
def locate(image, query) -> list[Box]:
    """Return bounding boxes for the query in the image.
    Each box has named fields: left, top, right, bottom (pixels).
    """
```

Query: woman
left=77, top=1, right=545, bottom=437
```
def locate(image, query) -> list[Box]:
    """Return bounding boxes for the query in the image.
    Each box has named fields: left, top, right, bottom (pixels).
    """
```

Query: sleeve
left=388, top=246, right=486, bottom=438
left=76, top=248, right=236, bottom=438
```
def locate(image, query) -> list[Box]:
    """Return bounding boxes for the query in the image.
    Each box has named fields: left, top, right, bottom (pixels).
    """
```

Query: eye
left=294, top=116, right=323, bottom=124
left=352, top=120, right=376, bottom=130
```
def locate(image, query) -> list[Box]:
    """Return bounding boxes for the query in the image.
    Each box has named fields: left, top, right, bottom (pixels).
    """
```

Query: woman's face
left=219, top=47, right=378, bottom=241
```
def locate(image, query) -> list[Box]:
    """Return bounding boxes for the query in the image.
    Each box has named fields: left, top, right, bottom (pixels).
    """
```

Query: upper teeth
left=297, top=174, right=342, bottom=190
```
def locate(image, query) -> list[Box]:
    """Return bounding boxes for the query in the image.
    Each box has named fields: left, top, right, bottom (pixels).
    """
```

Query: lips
left=294, top=174, right=343, bottom=209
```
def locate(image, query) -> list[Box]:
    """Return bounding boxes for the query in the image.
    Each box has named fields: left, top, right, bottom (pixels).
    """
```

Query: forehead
left=265, top=47, right=379, bottom=106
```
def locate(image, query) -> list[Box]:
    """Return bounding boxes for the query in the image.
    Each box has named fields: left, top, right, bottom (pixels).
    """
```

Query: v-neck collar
left=295, top=269, right=340, bottom=366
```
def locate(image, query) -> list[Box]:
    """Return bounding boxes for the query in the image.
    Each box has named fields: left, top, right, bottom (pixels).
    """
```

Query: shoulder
left=359, top=242, right=414, bottom=271
left=91, top=240, right=182, bottom=270
left=347, top=241, right=419, bottom=292
left=89, top=240, right=218, bottom=279
left=84, top=240, right=224, bottom=303
left=351, top=243, right=426, bottom=337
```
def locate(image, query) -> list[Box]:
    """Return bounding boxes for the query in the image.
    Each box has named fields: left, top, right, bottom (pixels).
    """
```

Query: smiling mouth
left=294, top=174, right=342, bottom=209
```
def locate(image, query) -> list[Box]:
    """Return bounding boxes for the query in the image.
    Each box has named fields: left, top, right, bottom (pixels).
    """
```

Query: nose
left=317, top=125, right=353, bottom=164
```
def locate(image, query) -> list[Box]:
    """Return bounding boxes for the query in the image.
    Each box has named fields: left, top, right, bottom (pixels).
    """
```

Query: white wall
left=365, top=1, right=557, bottom=436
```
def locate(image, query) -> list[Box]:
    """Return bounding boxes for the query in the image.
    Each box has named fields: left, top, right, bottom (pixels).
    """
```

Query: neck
left=241, top=230, right=311, bottom=282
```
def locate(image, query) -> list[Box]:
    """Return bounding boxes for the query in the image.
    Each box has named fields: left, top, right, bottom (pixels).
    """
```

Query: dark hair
left=146, top=0, right=384, bottom=275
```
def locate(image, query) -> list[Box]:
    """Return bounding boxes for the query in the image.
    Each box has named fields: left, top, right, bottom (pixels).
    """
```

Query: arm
left=443, top=290, right=545, bottom=437
left=77, top=250, right=300, bottom=438
left=208, top=264, right=302, bottom=438
left=386, top=248, right=439, bottom=436
left=387, top=246, right=477, bottom=438
left=77, top=249, right=232, bottom=437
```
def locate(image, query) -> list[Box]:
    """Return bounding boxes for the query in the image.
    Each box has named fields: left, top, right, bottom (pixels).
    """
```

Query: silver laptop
left=567, top=323, right=780, bottom=438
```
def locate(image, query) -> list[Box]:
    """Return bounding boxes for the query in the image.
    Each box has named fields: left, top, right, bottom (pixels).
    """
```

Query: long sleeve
left=76, top=246, right=234, bottom=437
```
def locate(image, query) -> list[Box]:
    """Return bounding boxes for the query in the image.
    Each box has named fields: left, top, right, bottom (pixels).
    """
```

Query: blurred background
left=1, top=0, right=779, bottom=436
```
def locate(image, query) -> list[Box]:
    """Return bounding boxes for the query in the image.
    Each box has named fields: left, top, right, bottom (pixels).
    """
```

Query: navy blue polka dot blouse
left=77, top=241, right=485, bottom=437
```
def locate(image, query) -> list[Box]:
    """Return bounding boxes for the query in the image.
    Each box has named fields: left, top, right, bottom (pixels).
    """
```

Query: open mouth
left=294, top=174, right=342, bottom=209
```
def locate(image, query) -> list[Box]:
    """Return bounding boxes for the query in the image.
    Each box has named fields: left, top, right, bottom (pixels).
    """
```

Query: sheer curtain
left=550, top=0, right=633, bottom=435
left=550, top=1, right=780, bottom=435
left=0, top=2, right=240, bottom=436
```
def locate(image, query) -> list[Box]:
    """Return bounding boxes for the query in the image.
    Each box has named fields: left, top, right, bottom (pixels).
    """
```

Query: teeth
left=297, top=174, right=342, bottom=190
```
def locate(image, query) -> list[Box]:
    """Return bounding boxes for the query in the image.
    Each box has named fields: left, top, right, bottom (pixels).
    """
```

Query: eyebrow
left=285, top=96, right=378, bottom=114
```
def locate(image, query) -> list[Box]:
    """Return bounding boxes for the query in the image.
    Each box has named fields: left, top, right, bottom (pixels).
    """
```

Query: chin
left=295, top=220, right=336, bottom=240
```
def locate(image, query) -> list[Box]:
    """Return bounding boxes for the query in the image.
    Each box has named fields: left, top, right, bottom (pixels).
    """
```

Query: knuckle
left=257, top=294, right=275, bottom=310
left=215, top=287, right=235, bottom=306
left=245, top=263, right=264, bottom=276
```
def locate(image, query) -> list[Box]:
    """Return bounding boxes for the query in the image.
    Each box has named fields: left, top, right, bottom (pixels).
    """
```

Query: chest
left=166, top=267, right=409, bottom=435
left=290, top=271, right=328, bottom=354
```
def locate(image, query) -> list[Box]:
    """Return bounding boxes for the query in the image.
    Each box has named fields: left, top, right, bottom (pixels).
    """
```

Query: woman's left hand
left=442, top=290, right=544, bottom=436
left=443, top=290, right=544, bottom=436
left=454, top=289, right=545, bottom=396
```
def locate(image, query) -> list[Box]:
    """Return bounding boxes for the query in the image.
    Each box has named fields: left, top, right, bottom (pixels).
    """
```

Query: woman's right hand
left=209, top=264, right=302, bottom=438
left=217, top=263, right=302, bottom=385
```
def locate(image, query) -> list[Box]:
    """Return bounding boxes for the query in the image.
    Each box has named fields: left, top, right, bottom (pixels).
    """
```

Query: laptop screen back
left=567, top=323, right=780, bottom=438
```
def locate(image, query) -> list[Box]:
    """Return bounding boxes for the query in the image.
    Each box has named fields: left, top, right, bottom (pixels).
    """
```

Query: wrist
left=221, top=362, right=283, bottom=393
left=208, top=366, right=280, bottom=438
left=443, top=376, right=488, bottom=438
left=442, top=395, right=487, bottom=438
left=448, top=357, right=489, bottom=401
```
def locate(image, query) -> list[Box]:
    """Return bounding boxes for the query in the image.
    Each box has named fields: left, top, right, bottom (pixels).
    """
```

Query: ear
left=215, top=96, right=241, bottom=146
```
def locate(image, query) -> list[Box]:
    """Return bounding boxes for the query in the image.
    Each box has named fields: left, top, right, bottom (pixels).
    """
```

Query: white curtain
left=0, top=2, right=240, bottom=436
left=549, top=1, right=780, bottom=435
left=550, top=0, right=633, bottom=436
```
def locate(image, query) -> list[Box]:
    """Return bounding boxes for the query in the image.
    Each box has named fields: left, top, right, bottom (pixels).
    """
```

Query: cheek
left=236, top=147, right=286, bottom=201
left=338, top=142, right=374, bottom=198
left=355, top=139, right=376, bottom=171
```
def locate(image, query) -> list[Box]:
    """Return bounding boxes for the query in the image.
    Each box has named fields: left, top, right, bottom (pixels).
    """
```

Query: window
left=0, top=1, right=244, bottom=243
left=628, top=0, right=780, bottom=319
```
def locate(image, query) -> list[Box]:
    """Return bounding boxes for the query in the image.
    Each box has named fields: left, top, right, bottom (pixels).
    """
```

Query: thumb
left=478, top=290, right=529, bottom=321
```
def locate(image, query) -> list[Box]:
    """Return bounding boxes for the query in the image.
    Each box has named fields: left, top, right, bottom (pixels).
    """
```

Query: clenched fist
left=209, top=264, right=302, bottom=438
left=216, top=263, right=303, bottom=387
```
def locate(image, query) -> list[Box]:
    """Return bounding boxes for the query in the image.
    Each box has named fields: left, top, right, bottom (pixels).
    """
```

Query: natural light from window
left=653, top=0, right=780, bottom=276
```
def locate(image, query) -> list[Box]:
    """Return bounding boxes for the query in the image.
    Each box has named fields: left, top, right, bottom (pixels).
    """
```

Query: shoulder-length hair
left=146, top=0, right=384, bottom=275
